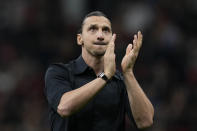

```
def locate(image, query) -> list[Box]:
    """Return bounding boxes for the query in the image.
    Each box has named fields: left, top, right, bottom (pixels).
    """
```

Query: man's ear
left=77, top=34, right=83, bottom=46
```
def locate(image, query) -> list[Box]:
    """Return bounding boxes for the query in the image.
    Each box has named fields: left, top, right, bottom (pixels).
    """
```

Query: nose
left=97, top=30, right=104, bottom=41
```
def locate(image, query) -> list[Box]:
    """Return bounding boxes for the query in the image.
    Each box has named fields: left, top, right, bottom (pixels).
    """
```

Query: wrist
left=98, top=72, right=109, bottom=82
left=123, top=70, right=134, bottom=77
left=104, top=72, right=112, bottom=79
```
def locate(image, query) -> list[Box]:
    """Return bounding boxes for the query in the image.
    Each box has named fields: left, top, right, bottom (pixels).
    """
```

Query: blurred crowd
left=0, top=0, right=196, bottom=131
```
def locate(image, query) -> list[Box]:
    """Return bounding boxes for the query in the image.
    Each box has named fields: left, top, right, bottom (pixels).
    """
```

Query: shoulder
left=45, top=62, right=74, bottom=80
left=46, top=63, right=68, bottom=74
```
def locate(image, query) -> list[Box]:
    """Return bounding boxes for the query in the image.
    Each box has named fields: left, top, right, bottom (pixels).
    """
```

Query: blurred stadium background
left=0, top=0, right=197, bottom=131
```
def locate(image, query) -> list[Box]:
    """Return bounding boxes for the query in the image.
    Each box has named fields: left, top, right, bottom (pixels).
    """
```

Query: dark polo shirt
left=44, top=56, right=138, bottom=131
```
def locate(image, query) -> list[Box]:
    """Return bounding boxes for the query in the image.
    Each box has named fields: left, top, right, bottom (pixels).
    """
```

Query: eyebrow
left=88, top=24, right=98, bottom=29
left=88, top=24, right=111, bottom=31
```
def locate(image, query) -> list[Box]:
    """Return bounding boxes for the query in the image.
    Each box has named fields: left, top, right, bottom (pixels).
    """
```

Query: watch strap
left=97, top=72, right=109, bottom=82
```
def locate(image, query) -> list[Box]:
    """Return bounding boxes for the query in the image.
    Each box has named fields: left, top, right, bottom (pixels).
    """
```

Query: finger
left=108, top=34, right=116, bottom=50
left=109, top=34, right=116, bottom=46
left=133, top=36, right=139, bottom=54
left=138, top=31, right=142, bottom=40
left=126, top=44, right=132, bottom=55
left=133, top=35, right=137, bottom=49
left=108, top=34, right=116, bottom=49
left=137, top=31, right=143, bottom=48
left=105, top=34, right=116, bottom=55
left=134, top=34, right=137, bottom=41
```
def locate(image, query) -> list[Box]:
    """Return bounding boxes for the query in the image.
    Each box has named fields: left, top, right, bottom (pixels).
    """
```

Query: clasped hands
left=104, top=31, right=143, bottom=79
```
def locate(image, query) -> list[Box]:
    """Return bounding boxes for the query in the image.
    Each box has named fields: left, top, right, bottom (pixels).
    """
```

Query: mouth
left=94, top=42, right=107, bottom=45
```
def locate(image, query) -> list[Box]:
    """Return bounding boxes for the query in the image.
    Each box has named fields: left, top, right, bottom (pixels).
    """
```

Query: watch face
left=98, top=72, right=104, bottom=77
left=100, top=72, right=105, bottom=77
left=98, top=72, right=108, bottom=82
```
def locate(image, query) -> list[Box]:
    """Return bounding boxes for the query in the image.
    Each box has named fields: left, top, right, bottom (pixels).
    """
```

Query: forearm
left=57, top=77, right=106, bottom=117
left=123, top=71, right=154, bottom=129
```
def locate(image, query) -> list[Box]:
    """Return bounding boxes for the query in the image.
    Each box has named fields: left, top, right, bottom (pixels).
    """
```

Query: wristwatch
left=97, top=72, right=109, bottom=82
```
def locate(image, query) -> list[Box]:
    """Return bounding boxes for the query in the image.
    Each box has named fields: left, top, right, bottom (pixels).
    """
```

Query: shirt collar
left=73, top=55, right=89, bottom=75
left=73, top=55, right=122, bottom=80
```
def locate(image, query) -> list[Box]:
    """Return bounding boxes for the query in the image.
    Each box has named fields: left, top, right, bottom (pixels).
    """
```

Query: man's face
left=78, top=16, right=112, bottom=57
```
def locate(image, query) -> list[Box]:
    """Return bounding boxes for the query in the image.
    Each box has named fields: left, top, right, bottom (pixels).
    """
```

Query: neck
left=82, top=51, right=104, bottom=75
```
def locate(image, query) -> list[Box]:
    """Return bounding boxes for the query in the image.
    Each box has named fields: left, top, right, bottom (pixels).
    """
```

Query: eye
left=103, top=27, right=110, bottom=33
left=89, top=26, right=97, bottom=32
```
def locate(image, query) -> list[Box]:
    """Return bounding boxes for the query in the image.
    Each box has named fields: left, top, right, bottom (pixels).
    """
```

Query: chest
left=73, top=74, right=124, bottom=116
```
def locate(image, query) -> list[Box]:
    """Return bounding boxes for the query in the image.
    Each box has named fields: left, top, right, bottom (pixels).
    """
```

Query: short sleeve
left=44, top=64, right=72, bottom=111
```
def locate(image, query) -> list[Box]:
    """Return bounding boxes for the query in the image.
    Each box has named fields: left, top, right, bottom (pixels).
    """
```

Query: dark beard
left=87, top=49, right=105, bottom=57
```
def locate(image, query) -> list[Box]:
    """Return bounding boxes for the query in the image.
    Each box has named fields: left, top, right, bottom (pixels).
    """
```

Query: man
left=45, top=11, right=154, bottom=131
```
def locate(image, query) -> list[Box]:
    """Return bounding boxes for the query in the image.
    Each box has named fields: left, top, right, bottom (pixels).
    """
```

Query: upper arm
left=44, top=64, right=72, bottom=111
left=119, top=80, right=138, bottom=130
